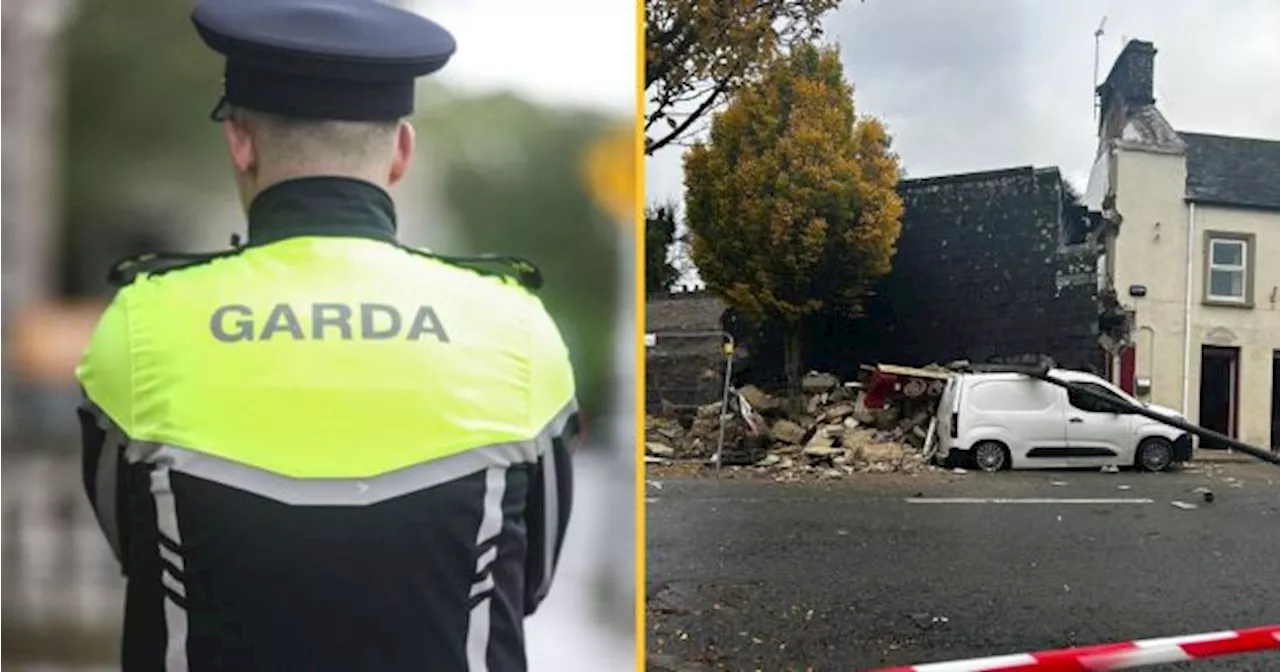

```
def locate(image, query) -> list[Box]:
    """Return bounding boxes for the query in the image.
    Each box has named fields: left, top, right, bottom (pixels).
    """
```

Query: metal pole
left=714, top=335, right=735, bottom=477
left=1012, top=365, right=1280, bottom=467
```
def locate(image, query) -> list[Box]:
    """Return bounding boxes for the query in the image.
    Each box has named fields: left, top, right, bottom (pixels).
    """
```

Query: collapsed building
left=645, top=166, right=1127, bottom=397
left=823, top=165, right=1125, bottom=375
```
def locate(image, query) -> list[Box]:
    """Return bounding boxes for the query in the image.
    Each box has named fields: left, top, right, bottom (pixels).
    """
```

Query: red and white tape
left=874, top=624, right=1280, bottom=671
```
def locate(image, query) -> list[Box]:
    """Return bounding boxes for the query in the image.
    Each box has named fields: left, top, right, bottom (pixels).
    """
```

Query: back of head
left=227, top=106, right=403, bottom=187
left=191, top=0, right=457, bottom=202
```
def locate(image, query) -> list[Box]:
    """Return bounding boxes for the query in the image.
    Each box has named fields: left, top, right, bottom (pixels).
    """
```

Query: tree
left=418, top=93, right=624, bottom=425
left=61, top=0, right=229, bottom=293
left=645, top=202, right=681, bottom=294
left=683, top=42, right=904, bottom=399
left=645, top=0, right=842, bottom=155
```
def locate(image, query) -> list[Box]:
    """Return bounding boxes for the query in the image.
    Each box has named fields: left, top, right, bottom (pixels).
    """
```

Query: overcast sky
left=646, top=0, right=1280, bottom=208
left=420, top=0, right=635, bottom=116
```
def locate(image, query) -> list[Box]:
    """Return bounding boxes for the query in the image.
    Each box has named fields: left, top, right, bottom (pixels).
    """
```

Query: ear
left=388, top=121, right=415, bottom=186
left=222, top=119, right=257, bottom=175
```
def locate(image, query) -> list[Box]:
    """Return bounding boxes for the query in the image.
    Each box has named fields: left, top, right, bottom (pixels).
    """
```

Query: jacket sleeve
left=522, top=301, right=580, bottom=616
left=74, top=294, right=135, bottom=572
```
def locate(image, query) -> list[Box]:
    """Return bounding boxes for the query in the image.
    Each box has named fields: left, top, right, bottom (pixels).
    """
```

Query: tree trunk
left=782, top=322, right=804, bottom=406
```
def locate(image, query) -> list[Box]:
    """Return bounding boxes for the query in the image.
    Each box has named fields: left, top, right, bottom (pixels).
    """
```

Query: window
left=1209, top=240, right=1246, bottom=299
left=1203, top=231, right=1255, bottom=307
left=1066, top=382, right=1127, bottom=414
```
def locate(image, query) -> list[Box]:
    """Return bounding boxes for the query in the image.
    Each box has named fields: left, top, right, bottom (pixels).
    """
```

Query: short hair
left=228, top=106, right=401, bottom=169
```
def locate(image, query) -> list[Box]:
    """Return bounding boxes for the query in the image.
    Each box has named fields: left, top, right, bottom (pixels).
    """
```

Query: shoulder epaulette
left=107, top=248, right=241, bottom=288
left=401, top=248, right=543, bottom=291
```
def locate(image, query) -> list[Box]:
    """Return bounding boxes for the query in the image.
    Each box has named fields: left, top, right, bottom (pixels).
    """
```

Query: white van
left=935, top=368, right=1192, bottom=472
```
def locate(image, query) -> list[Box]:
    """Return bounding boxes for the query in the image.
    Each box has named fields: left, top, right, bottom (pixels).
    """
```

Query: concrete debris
left=801, top=371, right=840, bottom=393
left=739, top=385, right=781, bottom=413
left=646, top=442, right=676, bottom=457
left=771, top=419, right=807, bottom=444
left=1170, top=500, right=1199, bottom=511
left=647, top=368, right=946, bottom=478
left=1101, top=464, right=1120, bottom=473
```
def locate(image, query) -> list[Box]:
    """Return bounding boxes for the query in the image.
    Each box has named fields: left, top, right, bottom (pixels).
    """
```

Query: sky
left=646, top=0, right=1280, bottom=209
left=418, top=0, right=636, bottom=117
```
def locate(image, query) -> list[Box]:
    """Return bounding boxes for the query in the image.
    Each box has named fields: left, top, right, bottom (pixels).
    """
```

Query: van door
left=963, top=378, right=1065, bottom=465
left=1001, top=380, right=1069, bottom=462
left=1061, top=381, right=1132, bottom=465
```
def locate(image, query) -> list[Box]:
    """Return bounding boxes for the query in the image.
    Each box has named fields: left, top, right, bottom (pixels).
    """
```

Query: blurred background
left=1, top=0, right=638, bottom=669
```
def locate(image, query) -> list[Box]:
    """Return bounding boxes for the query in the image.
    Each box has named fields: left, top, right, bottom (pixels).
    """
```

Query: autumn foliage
left=645, top=0, right=840, bottom=155
left=683, top=43, right=904, bottom=396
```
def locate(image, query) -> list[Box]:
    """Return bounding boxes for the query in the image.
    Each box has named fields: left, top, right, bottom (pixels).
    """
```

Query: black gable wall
left=729, top=166, right=1106, bottom=387
left=877, top=166, right=1104, bottom=371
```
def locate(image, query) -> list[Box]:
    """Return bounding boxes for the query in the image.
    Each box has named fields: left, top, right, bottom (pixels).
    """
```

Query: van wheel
left=972, top=441, right=1008, bottom=472
left=1136, top=437, right=1174, bottom=472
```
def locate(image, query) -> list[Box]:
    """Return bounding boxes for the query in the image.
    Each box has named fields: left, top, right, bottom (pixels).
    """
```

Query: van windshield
left=1092, top=378, right=1140, bottom=406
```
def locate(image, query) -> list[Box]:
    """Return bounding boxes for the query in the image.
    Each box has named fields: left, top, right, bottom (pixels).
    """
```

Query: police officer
left=75, top=1, right=578, bottom=670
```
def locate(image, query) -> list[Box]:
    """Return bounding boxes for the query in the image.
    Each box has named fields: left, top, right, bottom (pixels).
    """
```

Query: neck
left=244, top=176, right=399, bottom=247
left=246, top=164, right=388, bottom=206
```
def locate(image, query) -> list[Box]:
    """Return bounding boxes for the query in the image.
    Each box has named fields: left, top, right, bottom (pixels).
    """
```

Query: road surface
left=647, top=460, right=1280, bottom=671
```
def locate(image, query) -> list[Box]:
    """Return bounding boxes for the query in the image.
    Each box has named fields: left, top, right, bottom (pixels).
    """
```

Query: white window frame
left=1206, top=236, right=1249, bottom=304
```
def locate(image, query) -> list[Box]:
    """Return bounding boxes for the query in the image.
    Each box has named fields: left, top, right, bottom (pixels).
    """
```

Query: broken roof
left=1117, top=106, right=1185, bottom=154
left=1180, top=132, right=1280, bottom=211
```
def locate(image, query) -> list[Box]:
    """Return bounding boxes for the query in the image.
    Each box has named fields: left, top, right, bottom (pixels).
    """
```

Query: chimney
left=1097, top=40, right=1157, bottom=112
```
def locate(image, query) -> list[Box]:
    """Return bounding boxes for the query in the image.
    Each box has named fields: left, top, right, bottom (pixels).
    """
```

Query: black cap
left=192, top=0, right=457, bottom=122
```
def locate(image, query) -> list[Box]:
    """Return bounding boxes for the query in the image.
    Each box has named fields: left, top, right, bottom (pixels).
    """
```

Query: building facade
left=1089, top=40, right=1280, bottom=450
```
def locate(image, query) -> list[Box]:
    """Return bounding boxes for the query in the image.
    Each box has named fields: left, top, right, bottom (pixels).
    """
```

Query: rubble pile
left=646, top=370, right=944, bottom=478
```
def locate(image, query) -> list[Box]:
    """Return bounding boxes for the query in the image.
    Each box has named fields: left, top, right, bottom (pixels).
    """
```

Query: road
left=646, top=460, right=1280, bottom=671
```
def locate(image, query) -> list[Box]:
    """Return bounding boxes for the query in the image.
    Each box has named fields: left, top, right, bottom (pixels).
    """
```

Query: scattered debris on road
left=1170, top=500, right=1200, bottom=510
left=646, top=367, right=952, bottom=480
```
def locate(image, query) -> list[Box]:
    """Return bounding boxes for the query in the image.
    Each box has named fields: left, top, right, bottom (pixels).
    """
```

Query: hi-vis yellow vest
left=75, top=237, right=576, bottom=479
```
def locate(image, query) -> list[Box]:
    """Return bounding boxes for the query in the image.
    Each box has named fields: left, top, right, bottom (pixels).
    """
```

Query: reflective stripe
left=95, top=418, right=123, bottom=561
left=466, top=466, right=507, bottom=672
left=134, top=401, right=576, bottom=505
left=536, top=432, right=559, bottom=601
left=469, top=574, right=496, bottom=599
left=546, top=400, right=579, bottom=439
left=476, top=546, right=497, bottom=575
left=148, top=441, right=534, bottom=505
left=161, top=570, right=186, bottom=599
left=82, top=401, right=127, bottom=561
left=150, top=466, right=188, bottom=672
left=158, top=544, right=184, bottom=572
